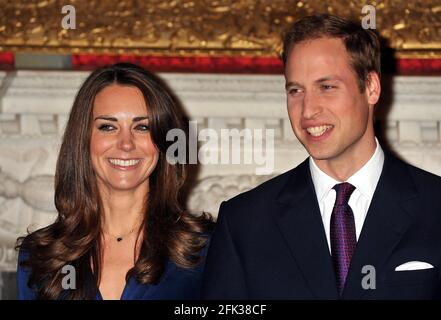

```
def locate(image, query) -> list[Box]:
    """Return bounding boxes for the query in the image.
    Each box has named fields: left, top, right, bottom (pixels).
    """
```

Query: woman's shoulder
left=16, top=225, right=51, bottom=268
left=167, top=233, right=212, bottom=277
left=143, top=255, right=207, bottom=300
left=16, top=246, right=38, bottom=300
left=16, top=225, right=54, bottom=300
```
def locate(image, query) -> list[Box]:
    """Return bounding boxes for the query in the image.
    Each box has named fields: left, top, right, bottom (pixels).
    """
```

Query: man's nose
left=301, top=92, right=322, bottom=119
left=117, top=130, right=135, bottom=152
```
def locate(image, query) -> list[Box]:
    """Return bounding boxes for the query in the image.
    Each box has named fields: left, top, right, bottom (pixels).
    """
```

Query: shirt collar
left=309, top=138, right=385, bottom=201
left=309, top=155, right=339, bottom=203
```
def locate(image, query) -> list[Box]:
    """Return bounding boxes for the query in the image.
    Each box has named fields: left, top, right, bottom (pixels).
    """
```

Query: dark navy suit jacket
left=17, top=246, right=207, bottom=300
left=202, top=153, right=441, bottom=299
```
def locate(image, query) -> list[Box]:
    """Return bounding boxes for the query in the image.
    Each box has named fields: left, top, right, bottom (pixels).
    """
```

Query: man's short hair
left=282, top=14, right=381, bottom=92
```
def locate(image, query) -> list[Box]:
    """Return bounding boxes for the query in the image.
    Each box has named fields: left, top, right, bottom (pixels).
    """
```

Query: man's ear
left=365, top=71, right=381, bottom=105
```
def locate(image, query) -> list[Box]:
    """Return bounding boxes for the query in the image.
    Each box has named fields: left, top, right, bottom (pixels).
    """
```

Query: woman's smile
left=108, top=158, right=143, bottom=170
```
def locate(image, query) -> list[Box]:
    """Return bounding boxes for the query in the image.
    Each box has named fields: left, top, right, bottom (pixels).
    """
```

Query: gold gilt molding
left=0, top=0, right=440, bottom=58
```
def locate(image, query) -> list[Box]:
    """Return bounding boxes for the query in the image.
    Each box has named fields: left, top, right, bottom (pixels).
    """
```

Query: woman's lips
left=107, top=158, right=142, bottom=170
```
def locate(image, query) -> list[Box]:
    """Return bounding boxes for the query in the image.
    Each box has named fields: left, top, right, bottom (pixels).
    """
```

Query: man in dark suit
left=202, top=14, right=441, bottom=299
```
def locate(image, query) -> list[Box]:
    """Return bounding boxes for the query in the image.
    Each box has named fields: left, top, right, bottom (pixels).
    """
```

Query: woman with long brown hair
left=16, top=63, right=212, bottom=300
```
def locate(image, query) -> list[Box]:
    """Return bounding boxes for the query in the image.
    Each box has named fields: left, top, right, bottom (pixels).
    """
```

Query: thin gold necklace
left=103, top=225, right=140, bottom=242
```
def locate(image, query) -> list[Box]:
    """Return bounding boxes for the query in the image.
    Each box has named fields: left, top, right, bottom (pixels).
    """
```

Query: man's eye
left=135, top=124, right=150, bottom=132
left=98, top=124, right=115, bottom=131
left=321, top=84, right=336, bottom=90
left=288, top=88, right=302, bottom=95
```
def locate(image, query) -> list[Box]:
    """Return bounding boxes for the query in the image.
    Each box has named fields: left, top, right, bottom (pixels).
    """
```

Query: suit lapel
left=342, top=153, right=417, bottom=299
left=275, top=159, right=339, bottom=299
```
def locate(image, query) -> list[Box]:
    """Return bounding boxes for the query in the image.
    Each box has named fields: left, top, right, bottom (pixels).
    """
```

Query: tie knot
left=333, top=182, right=355, bottom=206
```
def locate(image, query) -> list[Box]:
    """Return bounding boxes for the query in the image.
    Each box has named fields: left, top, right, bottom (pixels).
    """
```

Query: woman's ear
left=366, top=71, right=381, bottom=105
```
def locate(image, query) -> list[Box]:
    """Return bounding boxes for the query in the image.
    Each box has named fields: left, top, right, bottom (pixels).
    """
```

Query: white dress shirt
left=309, top=138, right=385, bottom=252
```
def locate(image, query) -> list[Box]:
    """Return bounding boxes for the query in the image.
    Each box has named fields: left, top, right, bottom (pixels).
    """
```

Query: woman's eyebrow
left=94, top=115, right=149, bottom=122
left=94, top=116, right=117, bottom=121
left=133, top=116, right=149, bottom=122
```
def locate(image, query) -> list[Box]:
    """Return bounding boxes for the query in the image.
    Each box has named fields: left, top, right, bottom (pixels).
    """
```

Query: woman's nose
left=117, top=130, right=135, bottom=152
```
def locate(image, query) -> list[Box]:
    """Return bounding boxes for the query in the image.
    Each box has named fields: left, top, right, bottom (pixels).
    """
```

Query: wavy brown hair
left=16, top=63, right=212, bottom=299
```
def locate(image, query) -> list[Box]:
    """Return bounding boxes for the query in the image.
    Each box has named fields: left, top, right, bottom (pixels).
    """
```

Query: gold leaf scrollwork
left=0, top=0, right=439, bottom=58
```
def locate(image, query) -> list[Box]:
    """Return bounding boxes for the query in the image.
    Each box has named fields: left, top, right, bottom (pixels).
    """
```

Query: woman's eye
left=97, top=124, right=115, bottom=131
left=135, top=124, right=150, bottom=132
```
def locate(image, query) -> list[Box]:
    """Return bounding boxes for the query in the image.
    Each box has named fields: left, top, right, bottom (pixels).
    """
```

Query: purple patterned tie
left=330, top=182, right=356, bottom=295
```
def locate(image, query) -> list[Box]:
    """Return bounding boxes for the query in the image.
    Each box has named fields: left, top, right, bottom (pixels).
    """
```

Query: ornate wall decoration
left=0, top=0, right=440, bottom=58
left=188, top=174, right=275, bottom=215
left=0, top=170, right=56, bottom=213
